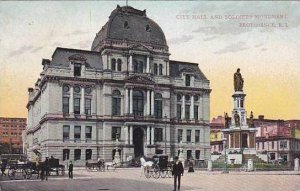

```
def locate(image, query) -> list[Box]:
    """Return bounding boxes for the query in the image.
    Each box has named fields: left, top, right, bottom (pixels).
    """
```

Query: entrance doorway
left=133, top=127, right=144, bottom=157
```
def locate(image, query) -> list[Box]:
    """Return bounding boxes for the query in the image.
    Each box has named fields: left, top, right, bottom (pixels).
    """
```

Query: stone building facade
left=24, top=5, right=211, bottom=165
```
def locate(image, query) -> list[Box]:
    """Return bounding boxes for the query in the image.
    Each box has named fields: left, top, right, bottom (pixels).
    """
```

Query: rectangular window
left=178, top=129, right=183, bottom=143
left=177, top=104, right=181, bottom=119
left=85, top=126, right=92, bottom=141
left=63, top=97, right=69, bottom=114
left=63, top=149, right=70, bottom=161
left=186, top=130, right=191, bottom=142
left=270, top=153, right=275, bottom=160
left=74, top=98, right=80, bottom=114
left=74, top=63, right=81, bottom=77
left=112, top=126, right=121, bottom=141
left=86, top=149, right=92, bottom=160
left=262, top=142, right=264, bottom=149
left=195, top=150, right=200, bottom=159
left=74, top=149, right=81, bottom=160
left=85, top=98, right=91, bottom=115
left=154, top=100, right=163, bottom=119
left=112, top=97, right=121, bottom=116
left=272, top=141, right=274, bottom=149
left=154, top=128, right=163, bottom=142
left=63, top=125, right=70, bottom=142
left=280, top=140, right=287, bottom=149
left=195, top=130, right=200, bottom=143
left=187, top=150, right=192, bottom=159
left=74, top=126, right=81, bottom=142
left=194, top=105, right=198, bottom=120
left=185, top=75, right=190, bottom=86
left=185, top=105, right=190, bottom=120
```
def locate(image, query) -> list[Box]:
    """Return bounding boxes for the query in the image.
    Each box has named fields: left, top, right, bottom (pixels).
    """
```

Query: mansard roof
left=169, top=60, right=208, bottom=81
left=50, top=47, right=103, bottom=69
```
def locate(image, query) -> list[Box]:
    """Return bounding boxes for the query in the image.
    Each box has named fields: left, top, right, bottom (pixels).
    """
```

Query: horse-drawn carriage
left=7, top=158, right=65, bottom=180
left=85, top=159, right=117, bottom=171
left=142, top=155, right=173, bottom=179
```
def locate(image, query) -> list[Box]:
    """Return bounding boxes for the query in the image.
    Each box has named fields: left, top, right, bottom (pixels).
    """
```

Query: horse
left=140, top=157, right=154, bottom=177
left=104, top=161, right=117, bottom=171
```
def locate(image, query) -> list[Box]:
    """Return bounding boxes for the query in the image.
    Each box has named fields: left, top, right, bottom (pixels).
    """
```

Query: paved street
left=0, top=168, right=300, bottom=191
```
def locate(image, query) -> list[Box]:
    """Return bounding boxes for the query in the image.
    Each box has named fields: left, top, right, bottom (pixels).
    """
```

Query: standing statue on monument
left=224, top=112, right=230, bottom=128
left=234, top=111, right=240, bottom=127
left=249, top=111, right=254, bottom=128
left=234, top=68, right=244, bottom=91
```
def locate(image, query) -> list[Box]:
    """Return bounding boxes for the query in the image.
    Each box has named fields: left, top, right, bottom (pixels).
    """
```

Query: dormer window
left=124, top=21, right=129, bottom=29
left=111, top=58, right=116, bottom=71
left=159, top=64, right=163, bottom=75
left=146, top=24, right=151, bottom=32
left=185, top=74, right=191, bottom=86
left=74, top=63, right=81, bottom=77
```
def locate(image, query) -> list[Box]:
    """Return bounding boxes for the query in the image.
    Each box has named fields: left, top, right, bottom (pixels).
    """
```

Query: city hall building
left=24, top=5, right=211, bottom=165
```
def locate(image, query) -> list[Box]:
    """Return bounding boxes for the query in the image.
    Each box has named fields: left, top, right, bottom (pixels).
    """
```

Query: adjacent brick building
left=0, top=117, right=26, bottom=154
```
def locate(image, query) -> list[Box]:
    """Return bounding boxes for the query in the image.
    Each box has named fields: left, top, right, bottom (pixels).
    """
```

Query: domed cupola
left=91, top=5, right=168, bottom=52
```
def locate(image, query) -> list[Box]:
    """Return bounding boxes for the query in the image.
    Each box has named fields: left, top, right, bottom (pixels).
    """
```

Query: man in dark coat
left=172, top=156, right=184, bottom=191
left=1, top=159, right=7, bottom=176
left=44, top=157, right=49, bottom=181
left=68, top=161, right=73, bottom=179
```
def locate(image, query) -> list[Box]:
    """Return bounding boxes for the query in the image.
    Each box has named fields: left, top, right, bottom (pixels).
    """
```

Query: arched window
left=117, top=59, right=122, bottom=71
left=112, top=90, right=121, bottom=116
left=133, top=90, right=144, bottom=116
left=154, top=63, right=158, bottom=75
left=154, top=93, right=163, bottom=119
left=159, top=64, right=163, bottom=75
left=111, top=58, right=116, bottom=71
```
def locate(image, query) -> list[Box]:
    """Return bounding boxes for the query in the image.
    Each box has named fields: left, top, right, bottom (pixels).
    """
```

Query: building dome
left=91, top=5, right=168, bottom=51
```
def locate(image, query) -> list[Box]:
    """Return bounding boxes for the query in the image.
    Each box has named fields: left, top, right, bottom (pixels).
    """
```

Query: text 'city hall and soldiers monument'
left=23, top=5, right=211, bottom=165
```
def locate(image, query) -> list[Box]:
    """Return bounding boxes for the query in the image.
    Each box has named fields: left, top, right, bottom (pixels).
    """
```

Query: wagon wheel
left=8, top=168, right=16, bottom=180
left=152, top=164, right=160, bottom=179
left=167, top=169, right=173, bottom=178
left=144, top=166, right=151, bottom=178
left=61, top=168, right=65, bottom=176
left=160, top=169, right=167, bottom=178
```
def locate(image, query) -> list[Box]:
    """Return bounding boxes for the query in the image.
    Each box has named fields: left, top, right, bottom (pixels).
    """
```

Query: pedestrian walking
left=1, top=159, right=7, bottom=176
left=172, top=156, right=184, bottom=191
left=44, top=157, right=50, bottom=181
left=68, top=161, right=73, bottom=179
left=40, top=162, right=45, bottom=181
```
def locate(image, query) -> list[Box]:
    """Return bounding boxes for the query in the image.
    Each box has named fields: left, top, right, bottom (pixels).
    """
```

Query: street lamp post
left=164, top=114, right=167, bottom=155
left=266, top=132, right=269, bottom=163
left=223, top=138, right=228, bottom=173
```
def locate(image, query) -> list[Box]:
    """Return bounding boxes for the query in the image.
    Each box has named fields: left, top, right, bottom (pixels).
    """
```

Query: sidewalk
left=193, top=170, right=300, bottom=175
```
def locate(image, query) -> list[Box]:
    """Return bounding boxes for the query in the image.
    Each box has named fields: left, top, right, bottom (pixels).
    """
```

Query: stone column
left=70, top=86, right=74, bottom=113
left=151, top=90, right=155, bottom=116
left=146, top=56, right=150, bottom=73
left=166, top=61, right=169, bottom=76
left=146, top=90, right=150, bottom=116
left=92, top=87, right=96, bottom=115
left=147, top=126, right=150, bottom=145
left=191, top=76, right=195, bottom=87
left=190, top=95, right=194, bottom=120
left=129, top=54, right=133, bottom=72
left=125, top=88, right=129, bottom=114
left=129, top=88, right=133, bottom=114
left=129, top=126, right=133, bottom=145
left=199, top=95, right=203, bottom=120
left=124, top=126, right=128, bottom=144
left=151, top=127, right=155, bottom=144
left=181, top=95, right=185, bottom=120
left=70, top=125, right=74, bottom=143
left=80, top=87, right=85, bottom=114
